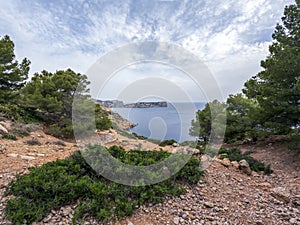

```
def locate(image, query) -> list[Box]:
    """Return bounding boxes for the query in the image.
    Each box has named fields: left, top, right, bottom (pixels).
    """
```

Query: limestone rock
left=172, top=142, right=179, bottom=147
left=271, top=187, right=290, bottom=203
left=204, top=201, right=214, bottom=208
left=173, top=216, right=180, bottom=224
left=7, top=153, right=18, bottom=157
left=0, top=121, right=11, bottom=131
left=20, top=155, right=35, bottom=160
left=0, top=124, right=8, bottom=134
left=231, top=160, right=239, bottom=169
left=221, top=158, right=231, bottom=167
left=201, top=154, right=212, bottom=170
left=289, top=218, right=298, bottom=224
left=0, top=144, right=6, bottom=153
left=239, top=159, right=252, bottom=175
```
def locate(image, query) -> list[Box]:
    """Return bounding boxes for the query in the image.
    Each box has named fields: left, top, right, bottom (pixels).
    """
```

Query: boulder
left=271, top=187, right=290, bottom=203
left=172, top=142, right=179, bottom=147
left=0, top=121, right=11, bottom=131
left=239, top=159, right=252, bottom=175
left=231, top=160, right=239, bottom=169
left=201, top=154, right=212, bottom=170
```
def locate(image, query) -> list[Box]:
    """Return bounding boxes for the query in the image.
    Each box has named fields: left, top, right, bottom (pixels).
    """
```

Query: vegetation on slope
left=219, top=147, right=272, bottom=174
left=4, top=145, right=203, bottom=224
left=0, top=35, right=112, bottom=138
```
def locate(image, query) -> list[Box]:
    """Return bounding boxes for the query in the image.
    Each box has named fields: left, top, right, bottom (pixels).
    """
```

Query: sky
left=0, top=0, right=295, bottom=102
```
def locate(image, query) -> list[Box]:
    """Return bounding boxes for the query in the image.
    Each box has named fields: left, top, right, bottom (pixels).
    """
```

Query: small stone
left=189, top=214, right=196, bottom=220
left=62, top=206, right=72, bottom=216
left=259, top=182, right=272, bottom=188
left=173, top=217, right=180, bottom=225
left=252, top=171, right=260, bottom=177
left=7, top=153, right=18, bottom=157
left=221, top=158, right=231, bottom=167
left=128, top=222, right=134, bottom=225
left=205, top=215, right=215, bottom=221
left=0, top=144, right=6, bottom=153
left=290, top=218, right=298, bottom=224
left=20, top=155, right=35, bottom=160
left=182, top=213, right=188, bottom=219
left=204, top=201, right=214, bottom=208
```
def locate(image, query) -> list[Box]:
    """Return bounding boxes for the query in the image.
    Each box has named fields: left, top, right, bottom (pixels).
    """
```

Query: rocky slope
left=0, top=121, right=299, bottom=225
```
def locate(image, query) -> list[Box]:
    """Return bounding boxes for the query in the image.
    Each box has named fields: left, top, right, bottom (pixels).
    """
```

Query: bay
left=112, top=102, right=205, bottom=142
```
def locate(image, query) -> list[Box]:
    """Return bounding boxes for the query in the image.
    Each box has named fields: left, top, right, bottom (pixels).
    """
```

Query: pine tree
left=243, top=0, right=300, bottom=133
left=0, top=35, right=30, bottom=103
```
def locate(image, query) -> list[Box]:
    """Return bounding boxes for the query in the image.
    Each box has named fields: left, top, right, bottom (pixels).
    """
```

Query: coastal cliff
left=96, top=100, right=168, bottom=108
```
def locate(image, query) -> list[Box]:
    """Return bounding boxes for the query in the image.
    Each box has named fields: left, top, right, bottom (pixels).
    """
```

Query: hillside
left=0, top=122, right=299, bottom=225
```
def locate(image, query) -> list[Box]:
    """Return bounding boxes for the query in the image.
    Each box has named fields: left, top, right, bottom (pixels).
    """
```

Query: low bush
left=5, top=145, right=203, bottom=224
left=218, top=147, right=272, bottom=174
left=0, top=104, right=39, bottom=123
left=286, top=134, right=300, bottom=151
left=2, top=133, right=17, bottom=140
left=48, top=122, right=74, bottom=139
left=132, top=132, right=147, bottom=140
left=159, top=139, right=177, bottom=147
left=12, top=129, right=30, bottom=137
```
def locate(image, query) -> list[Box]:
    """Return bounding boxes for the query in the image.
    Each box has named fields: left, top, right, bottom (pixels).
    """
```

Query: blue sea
left=112, top=102, right=205, bottom=142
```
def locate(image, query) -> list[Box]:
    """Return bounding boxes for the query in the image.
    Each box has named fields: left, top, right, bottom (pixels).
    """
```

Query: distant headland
left=95, top=99, right=168, bottom=108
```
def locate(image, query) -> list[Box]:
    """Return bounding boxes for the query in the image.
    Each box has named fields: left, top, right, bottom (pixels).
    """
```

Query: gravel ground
left=0, top=129, right=299, bottom=225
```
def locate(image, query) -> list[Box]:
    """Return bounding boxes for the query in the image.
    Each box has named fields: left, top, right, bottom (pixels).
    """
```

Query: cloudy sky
left=0, top=0, right=294, bottom=101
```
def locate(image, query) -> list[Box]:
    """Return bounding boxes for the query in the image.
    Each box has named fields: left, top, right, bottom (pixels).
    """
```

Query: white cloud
left=0, top=0, right=295, bottom=100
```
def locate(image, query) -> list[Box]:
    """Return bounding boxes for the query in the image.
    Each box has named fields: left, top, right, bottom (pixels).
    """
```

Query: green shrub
left=48, top=122, right=74, bottom=139
left=286, top=134, right=300, bottom=151
left=159, top=139, right=177, bottom=147
left=95, top=104, right=112, bottom=131
left=0, top=104, right=39, bottom=123
left=2, top=133, right=17, bottom=140
left=218, top=147, right=272, bottom=174
left=5, top=145, right=203, bottom=224
left=12, top=129, right=30, bottom=137
left=132, top=132, right=147, bottom=140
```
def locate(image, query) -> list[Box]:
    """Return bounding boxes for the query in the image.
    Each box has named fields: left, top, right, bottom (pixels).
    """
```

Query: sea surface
left=112, top=102, right=205, bottom=142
